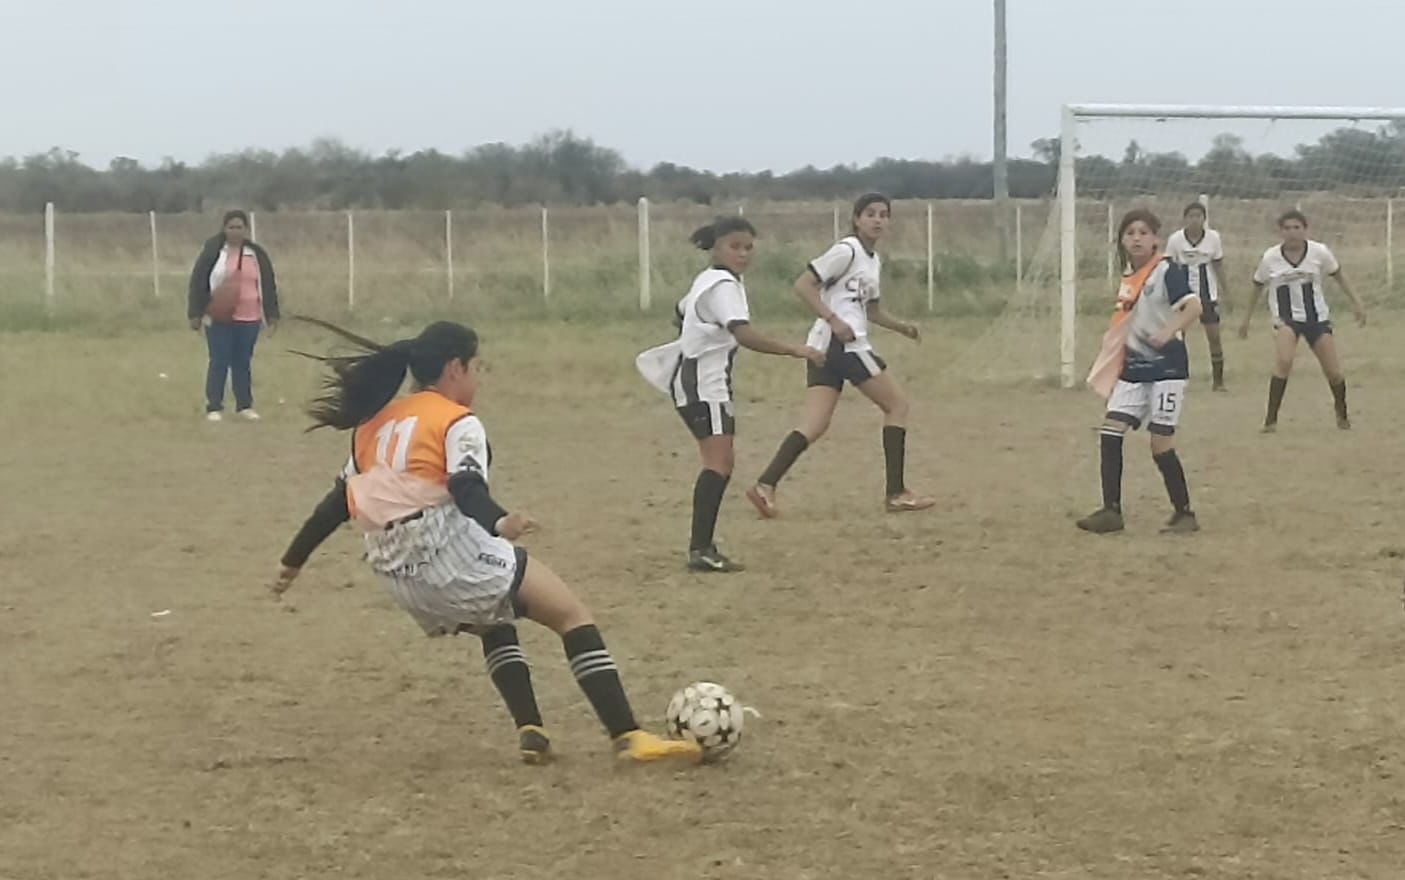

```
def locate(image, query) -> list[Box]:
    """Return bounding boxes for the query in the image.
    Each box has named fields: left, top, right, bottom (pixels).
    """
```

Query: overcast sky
left=2, top=0, right=1402, bottom=171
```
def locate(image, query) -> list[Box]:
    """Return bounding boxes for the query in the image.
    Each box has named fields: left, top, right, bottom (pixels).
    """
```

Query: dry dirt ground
left=3, top=316, right=1404, bottom=879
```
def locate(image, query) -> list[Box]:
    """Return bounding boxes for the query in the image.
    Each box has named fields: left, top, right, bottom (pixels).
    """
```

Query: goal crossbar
left=1056, top=103, right=1405, bottom=388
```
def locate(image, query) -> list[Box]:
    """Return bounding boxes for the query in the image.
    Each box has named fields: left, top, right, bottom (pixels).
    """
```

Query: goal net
left=960, top=105, right=1405, bottom=388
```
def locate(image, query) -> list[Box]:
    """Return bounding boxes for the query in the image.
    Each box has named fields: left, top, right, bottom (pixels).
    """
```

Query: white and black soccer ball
left=665, top=681, right=744, bottom=762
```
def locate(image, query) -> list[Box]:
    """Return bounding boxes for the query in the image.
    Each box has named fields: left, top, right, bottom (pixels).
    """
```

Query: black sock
left=689, top=469, right=729, bottom=552
left=480, top=625, right=543, bottom=729
left=1211, top=354, right=1224, bottom=386
left=1329, top=379, right=1348, bottom=421
left=882, top=426, right=907, bottom=498
left=1153, top=449, right=1192, bottom=513
left=1099, top=429, right=1124, bottom=511
left=1266, top=376, right=1288, bottom=424
left=562, top=625, right=637, bottom=739
left=758, top=430, right=809, bottom=488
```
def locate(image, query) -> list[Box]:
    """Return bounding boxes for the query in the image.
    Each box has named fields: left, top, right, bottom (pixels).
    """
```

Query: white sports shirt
left=1252, top=241, right=1339, bottom=324
left=804, top=236, right=881, bottom=353
left=671, top=268, right=750, bottom=406
left=1165, top=227, right=1224, bottom=303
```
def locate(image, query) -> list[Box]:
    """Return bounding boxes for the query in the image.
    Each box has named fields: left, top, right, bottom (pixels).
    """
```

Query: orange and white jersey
left=342, top=390, right=489, bottom=530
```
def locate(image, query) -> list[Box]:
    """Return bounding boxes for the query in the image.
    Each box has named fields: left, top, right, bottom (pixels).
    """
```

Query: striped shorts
left=362, top=503, right=527, bottom=637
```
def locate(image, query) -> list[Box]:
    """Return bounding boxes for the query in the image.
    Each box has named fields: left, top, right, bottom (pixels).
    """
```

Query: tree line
left=2, top=125, right=1403, bottom=214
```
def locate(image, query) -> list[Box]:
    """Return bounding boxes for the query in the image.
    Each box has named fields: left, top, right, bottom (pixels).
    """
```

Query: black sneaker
left=1337, top=415, right=1352, bottom=430
left=687, top=546, right=745, bottom=573
left=1075, top=507, right=1124, bottom=534
left=1161, top=510, right=1200, bottom=534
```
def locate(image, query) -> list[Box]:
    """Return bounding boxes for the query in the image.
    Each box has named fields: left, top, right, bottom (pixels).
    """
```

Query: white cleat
left=238, top=409, right=261, bottom=421
left=205, top=411, right=223, bottom=423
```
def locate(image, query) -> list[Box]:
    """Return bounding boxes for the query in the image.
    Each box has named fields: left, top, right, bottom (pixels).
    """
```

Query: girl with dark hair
left=745, top=193, right=934, bottom=518
left=276, top=318, right=703, bottom=767
left=1164, top=201, right=1228, bottom=390
left=637, top=216, right=823, bottom=573
left=1239, top=210, right=1367, bottom=431
left=187, top=210, right=280, bottom=421
left=1079, top=209, right=1202, bottom=535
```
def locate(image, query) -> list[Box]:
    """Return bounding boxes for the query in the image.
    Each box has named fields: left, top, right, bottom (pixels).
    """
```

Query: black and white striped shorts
left=807, top=339, right=887, bottom=390
left=676, top=400, right=736, bottom=439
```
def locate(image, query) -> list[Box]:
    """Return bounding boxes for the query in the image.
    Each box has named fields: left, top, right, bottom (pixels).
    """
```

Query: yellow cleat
left=613, top=730, right=703, bottom=765
left=518, top=725, right=553, bottom=765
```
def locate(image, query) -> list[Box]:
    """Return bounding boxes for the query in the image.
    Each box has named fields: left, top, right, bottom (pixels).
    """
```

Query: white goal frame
left=1058, top=104, right=1405, bottom=388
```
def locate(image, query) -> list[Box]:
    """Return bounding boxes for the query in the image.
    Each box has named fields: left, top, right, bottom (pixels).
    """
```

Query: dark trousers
left=205, top=321, right=261, bottom=412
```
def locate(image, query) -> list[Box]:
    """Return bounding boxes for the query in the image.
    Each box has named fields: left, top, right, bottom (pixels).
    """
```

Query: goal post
left=1057, top=104, right=1405, bottom=388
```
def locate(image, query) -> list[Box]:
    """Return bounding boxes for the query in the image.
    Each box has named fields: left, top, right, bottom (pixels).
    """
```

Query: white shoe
left=238, top=409, right=261, bottom=421
left=205, top=411, right=223, bottom=423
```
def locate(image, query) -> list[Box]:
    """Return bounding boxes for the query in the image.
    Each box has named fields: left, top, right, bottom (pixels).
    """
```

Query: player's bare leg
left=748, top=386, right=839, bottom=518
left=1308, top=333, right=1350, bottom=429
left=1077, top=418, right=1128, bottom=534
left=858, top=373, right=934, bottom=512
left=516, top=558, right=702, bottom=764
left=1262, top=325, right=1298, bottom=432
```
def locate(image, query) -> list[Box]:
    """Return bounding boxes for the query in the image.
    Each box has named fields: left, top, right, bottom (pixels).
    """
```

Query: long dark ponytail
left=291, top=316, right=480, bottom=431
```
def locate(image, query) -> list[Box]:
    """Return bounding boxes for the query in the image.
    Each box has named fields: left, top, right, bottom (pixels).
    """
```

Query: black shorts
left=1199, top=297, right=1220, bottom=325
left=677, top=401, right=736, bottom=439
left=806, top=339, right=887, bottom=390
left=1279, top=320, right=1333, bottom=347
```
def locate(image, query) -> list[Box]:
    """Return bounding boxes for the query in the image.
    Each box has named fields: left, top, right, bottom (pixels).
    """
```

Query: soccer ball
left=665, top=681, right=744, bottom=762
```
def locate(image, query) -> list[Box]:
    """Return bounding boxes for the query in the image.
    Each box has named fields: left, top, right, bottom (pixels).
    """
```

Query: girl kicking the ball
left=637, top=216, right=823, bottom=574
left=745, top=193, right=935, bottom=518
left=1079, top=209, right=1202, bottom=535
left=1238, top=210, right=1367, bottom=431
left=276, top=317, right=702, bottom=767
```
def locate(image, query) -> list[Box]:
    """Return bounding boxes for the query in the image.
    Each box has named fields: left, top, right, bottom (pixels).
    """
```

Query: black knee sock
left=480, top=625, right=543, bottom=729
left=1266, top=376, right=1288, bottom=424
left=562, top=624, right=637, bottom=739
left=1153, top=449, right=1192, bottom=513
left=1099, top=429, right=1124, bottom=511
left=689, top=469, right=729, bottom=552
left=1210, top=353, right=1224, bottom=386
left=758, top=431, right=809, bottom=488
left=882, top=426, right=907, bottom=498
left=1329, top=379, right=1348, bottom=420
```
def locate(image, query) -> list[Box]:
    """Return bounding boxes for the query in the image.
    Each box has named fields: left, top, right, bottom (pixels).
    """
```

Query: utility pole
left=993, top=0, right=1010, bottom=262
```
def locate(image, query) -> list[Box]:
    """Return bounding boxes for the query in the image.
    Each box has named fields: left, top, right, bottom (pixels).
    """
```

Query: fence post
left=44, top=202, right=55, bottom=313
left=1106, top=202, right=1116, bottom=281
left=347, top=211, right=356, bottom=311
left=249, top=211, right=257, bottom=242
left=149, top=211, right=161, bottom=299
left=1387, top=198, right=1394, bottom=291
left=925, top=202, right=935, bottom=312
left=541, top=206, right=550, bottom=302
left=1014, top=202, right=1024, bottom=285
left=832, top=204, right=840, bottom=241
left=637, top=197, right=651, bottom=311
left=445, top=209, right=455, bottom=301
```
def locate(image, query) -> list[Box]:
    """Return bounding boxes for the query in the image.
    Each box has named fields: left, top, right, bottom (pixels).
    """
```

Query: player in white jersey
left=1238, top=210, right=1368, bottom=431
left=1164, top=202, right=1228, bottom=390
left=1078, top=210, right=1203, bottom=535
left=642, top=217, right=822, bottom=573
left=274, top=319, right=703, bottom=767
left=745, top=193, right=935, bottom=517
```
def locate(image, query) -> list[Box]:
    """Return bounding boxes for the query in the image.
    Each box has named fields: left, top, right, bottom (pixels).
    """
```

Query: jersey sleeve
left=1317, top=243, right=1341, bottom=275
left=807, top=241, right=855, bottom=286
left=1164, top=232, right=1185, bottom=262
left=445, top=415, right=490, bottom=482
left=699, top=280, right=750, bottom=328
left=1209, top=231, right=1224, bottom=261
left=1252, top=251, right=1273, bottom=285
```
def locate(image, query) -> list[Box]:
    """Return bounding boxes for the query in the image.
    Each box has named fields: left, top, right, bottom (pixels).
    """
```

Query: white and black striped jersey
left=1165, top=227, right=1223, bottom=303
left=804, top=236, right=881, bottom=353
left=1253, top=241, right=1339, bottom=324
left=671, top=267, right=750, bottom=406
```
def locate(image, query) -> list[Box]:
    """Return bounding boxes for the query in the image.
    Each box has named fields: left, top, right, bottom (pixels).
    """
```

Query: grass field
left=3, top=314, right=1405, bottom=879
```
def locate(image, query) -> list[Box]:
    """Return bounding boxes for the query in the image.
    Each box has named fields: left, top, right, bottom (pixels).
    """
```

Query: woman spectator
left=187, top=210, right=280, bottom=421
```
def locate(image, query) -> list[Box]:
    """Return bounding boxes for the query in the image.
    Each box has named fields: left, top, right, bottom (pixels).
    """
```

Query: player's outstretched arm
left=730, top=322, right=824, bottom=364
left=275, top=480, right=352, bottom=595
left=865, top=302, right=919, bottom=341
left=793, top=270, right=855, bottom=342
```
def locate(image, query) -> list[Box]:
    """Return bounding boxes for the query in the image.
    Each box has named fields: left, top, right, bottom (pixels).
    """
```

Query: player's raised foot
left=517, top=725, right=553, bottom=765
left=1337, top=415, right=1352, bottom=430
left=745, top=484, right=780, bottom=519
left=1076, top=506, right=1124, bottom=534
left=687, top=546, right=745, bottom=573
left=613, top=730, right=703, bottom=766
left=1161, top=509, right=1200, bottom=534
left=885, top=490, right=935, bottom=513
left=1260, top=422, right=1277, bottom=434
